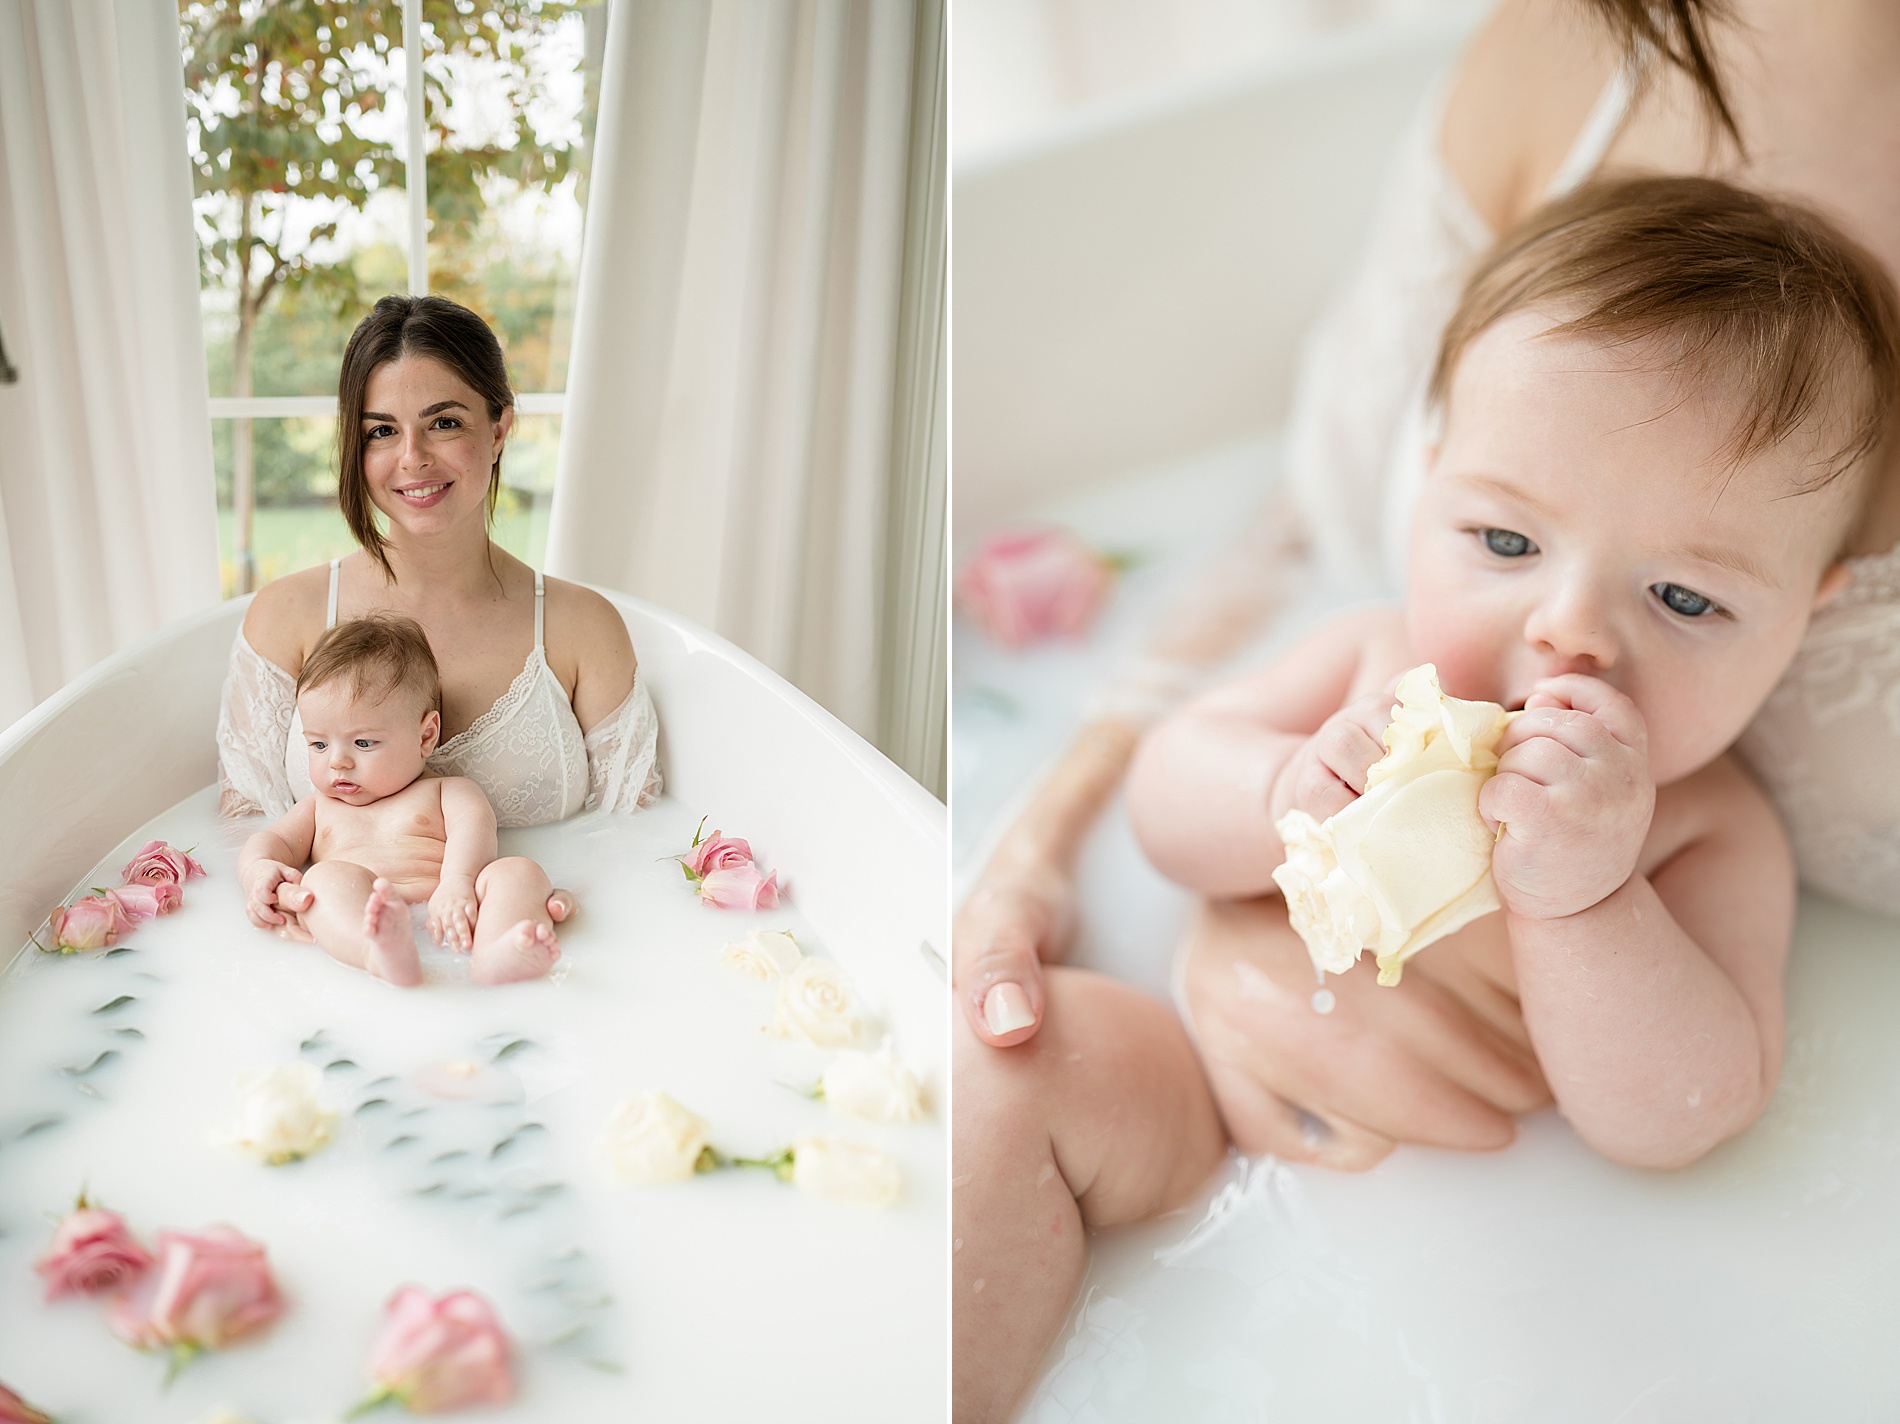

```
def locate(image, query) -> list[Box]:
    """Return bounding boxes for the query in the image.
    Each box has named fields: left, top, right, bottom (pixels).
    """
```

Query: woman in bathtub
left=216, top=294, right=660, bottom=936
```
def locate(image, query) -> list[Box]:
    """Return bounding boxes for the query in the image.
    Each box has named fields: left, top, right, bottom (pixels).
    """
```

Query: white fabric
left=215, top=564, right=660, bottom=828
left=0, top=0, right=219, bottom=729
left=547, top=0, right=920, bottom=749
left=1280, top=61, right=1900, bottom=916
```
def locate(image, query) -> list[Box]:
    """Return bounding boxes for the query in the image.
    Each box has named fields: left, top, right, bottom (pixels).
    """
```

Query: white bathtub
left=0, top=592, right=946, bottom=1421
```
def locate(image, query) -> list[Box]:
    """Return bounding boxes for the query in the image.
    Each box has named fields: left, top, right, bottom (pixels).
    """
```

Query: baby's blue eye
left=1653, top=582, right=1716, bottom=617
left=1482, top=528, right=1535, bottom=557
left=354, top=738, right=374, bottom=748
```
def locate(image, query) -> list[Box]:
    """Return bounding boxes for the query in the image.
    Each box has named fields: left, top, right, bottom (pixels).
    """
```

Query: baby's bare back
left=310, top=776, right=449, bottom=897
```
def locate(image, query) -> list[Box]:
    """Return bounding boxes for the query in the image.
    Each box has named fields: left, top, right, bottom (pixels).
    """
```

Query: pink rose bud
left=957, top=526, right=1117, bottom=649
left=0, top=1383, right=52, bottom=1424
left=121, top=840, right=207, bottom=887
left=367, top=1285, right=514, bottom=1412
left=109, top=883, right=183, bottom=922
left=686, top=830, right=754, bottom=878
left=108, top=1225, right=283, bottom=1354
left=34, top=1206, right=154, bottom=1300
left=50, top=893, right=137, bottom=952
left=698, top=861, right=781, bottom=911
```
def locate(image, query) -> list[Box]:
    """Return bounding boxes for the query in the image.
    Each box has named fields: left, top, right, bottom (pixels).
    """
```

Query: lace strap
left=534, top=570, right=545, bottom=649
left=1544, top=50, right=1644, bottom=199
left=327, top=557, right=340, bottom=628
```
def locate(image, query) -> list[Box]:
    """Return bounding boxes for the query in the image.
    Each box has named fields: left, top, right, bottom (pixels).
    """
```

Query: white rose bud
left=220, top=1063, right=336, bottom=1166
left=790, top=1135, right=902, bottom=1208
left=720, top=929, right=803, bottom=982
left=772, top=957, right=873, bottom=1048
left=597, top=1091, right=713, bottom=1184
left=1272, top=663, right=1517, bottom=987
left=820, top=1039, right=925, bottom=1123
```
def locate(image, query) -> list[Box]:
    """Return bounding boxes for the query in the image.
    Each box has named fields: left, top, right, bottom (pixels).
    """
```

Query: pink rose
left=686, top=830, right=754, bottom=878
left=34, top=1205, right=153, bottom=1300
left=699, top=861, right=781, bottom=911
left=109, top=883, right=183, bottom=921
left=121, top=840, right=206, bottom=887
left=108, top=1225, right=283, bottom=1354
left=957, top=526, right=1116, bottom=648
left=365, top=1286, right=514, bottom=1412
left=0, top=1383, right=53, bottom=1424
left=50, top=893, right=137, bottom=952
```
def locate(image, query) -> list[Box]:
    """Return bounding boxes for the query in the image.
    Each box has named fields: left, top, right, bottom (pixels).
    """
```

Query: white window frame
left=207, top=0, right=570, bottom=427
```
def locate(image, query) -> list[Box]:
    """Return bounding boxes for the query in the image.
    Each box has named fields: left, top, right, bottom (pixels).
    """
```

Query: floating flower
left=34, top=1196, right=153, bottom=1299
left=122, top=840, right=207, bottom=887
left=791, top=1136, right=903, bottom=1208
left=720, top=929, right=803, bottom=981
left=109, top=1225, right=283, bottom=1379
left=355, top=1286, right=514, bottom=1414
left=217, top=1064, right=336, bottom=1166
left=820, top=1040, right=925, bottom=1123
left=110, top=882, right=183, bottom=922
left=46, top=893, right=137, bottom=953
left=0, top=1383, right=52, bottom=1424
left=957, top=526, right=1118, bottom=648
left=675, top=820, right=782, bottom=910
left=596, top=1091, right=714, bottom=1184
left=772, top=958, right=872, bottom=1048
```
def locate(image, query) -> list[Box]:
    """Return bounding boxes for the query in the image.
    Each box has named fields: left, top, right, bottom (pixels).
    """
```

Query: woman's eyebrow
left=361, top=400, right=470, bottom=421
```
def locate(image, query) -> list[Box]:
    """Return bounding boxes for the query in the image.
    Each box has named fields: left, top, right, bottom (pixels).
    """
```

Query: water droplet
left=972, top=1278, right=986, bottom=1293
left=1311, top=989, right=1336, bottom=1015
left=1687, top=1087, right=1702, bottom=1108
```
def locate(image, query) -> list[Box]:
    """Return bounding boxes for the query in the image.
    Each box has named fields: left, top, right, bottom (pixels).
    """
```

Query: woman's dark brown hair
left=1582, top=0, right=1741, bottom=149
left=336, top=294, right=514, bottom=580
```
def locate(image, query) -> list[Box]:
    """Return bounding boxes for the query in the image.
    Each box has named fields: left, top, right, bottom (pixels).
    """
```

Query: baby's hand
left=1269, top=681, right=1402, bottom=827
left=428, top=876, right=480, bottom=952
left=243, top=860, right=302, bottom=931
left=1481, top=674, right=1653, bottom=921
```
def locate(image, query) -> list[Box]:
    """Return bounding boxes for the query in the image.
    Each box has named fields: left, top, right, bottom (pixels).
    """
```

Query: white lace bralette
left=216, top=560, right=660, bottom=828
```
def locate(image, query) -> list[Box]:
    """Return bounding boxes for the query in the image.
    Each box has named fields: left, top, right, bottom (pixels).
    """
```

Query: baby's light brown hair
left=1430, top=176, right=1900, bottom=502
left=296, top=614, right=442, bottom=718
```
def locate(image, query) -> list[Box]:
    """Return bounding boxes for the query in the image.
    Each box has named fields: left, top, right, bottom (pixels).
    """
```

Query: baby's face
left=299, top=681, right=440, bottom=805
left=1408, top=309, right=1856, bottom=787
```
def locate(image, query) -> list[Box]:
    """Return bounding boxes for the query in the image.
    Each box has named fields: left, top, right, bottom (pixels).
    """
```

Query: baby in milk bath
left=953, top=176, right=1900, bottom=1422
left=238, top=615, right=563, bottom=987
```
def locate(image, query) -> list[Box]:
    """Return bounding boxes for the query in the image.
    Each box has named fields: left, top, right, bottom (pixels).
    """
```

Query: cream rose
left=219, top=1063, right=336, bottom=1165
left=596, top=1091, right=713, bottom=1184
left=790, top=1136, right=902, bottom=1208
left=820, top=1039, right=925, bottom=1123
left=1272, top=664, right=1517, bottom=987
left=720, top=929, right=803, bottom=982
left=772, top=958, right=873, bottom=1048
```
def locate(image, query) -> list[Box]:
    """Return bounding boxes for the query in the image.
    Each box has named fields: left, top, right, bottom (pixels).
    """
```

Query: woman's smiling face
left=359, top=354, right=513, bottom=539
left=1407, top=308, right=1857, bottom=787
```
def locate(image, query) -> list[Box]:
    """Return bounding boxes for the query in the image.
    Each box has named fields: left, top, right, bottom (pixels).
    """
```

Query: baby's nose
left=1524, top=584, right=1618, bottom=669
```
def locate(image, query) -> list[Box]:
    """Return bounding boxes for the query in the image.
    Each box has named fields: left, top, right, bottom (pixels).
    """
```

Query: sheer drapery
left=548, top=0, right=939, bottom=781
left=0, top=0, right=219, bottom=728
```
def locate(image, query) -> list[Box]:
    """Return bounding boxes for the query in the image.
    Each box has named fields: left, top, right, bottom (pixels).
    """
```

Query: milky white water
left=0, top=789, right=945, bottom=1421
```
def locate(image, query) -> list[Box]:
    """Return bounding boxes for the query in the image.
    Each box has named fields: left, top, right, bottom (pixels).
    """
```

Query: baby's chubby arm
left=1486, top=674, right=1790, bottom=1168
left=238, top=797, right=318, bottom=932
left=1127, top=606, right=1407, bottom=897
left=429, top=777, right=499, bottom=950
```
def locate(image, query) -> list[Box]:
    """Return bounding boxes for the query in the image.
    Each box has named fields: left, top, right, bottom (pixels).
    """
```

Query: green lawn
left=216, top=494, right=551, bottom=598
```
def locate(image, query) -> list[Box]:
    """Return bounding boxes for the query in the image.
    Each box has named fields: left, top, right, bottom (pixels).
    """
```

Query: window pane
left=492, top=411, right=559, bottom=571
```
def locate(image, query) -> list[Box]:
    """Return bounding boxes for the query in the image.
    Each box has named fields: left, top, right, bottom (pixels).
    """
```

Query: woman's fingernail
left=983, top=983, right=1036, bottom=1035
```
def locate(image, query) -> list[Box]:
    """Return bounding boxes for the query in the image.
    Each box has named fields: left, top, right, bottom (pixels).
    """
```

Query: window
left=181, top=0, right=604, bottom=596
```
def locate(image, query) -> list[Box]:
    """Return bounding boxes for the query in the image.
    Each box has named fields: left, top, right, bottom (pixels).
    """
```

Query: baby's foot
left=473, top=919, right=561, bottom=986
left=363, top=878, right=422, bottom=987
left=546, top=889, right=576, bottom=924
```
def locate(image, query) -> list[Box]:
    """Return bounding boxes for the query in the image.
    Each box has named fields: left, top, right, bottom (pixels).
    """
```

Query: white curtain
left=0, top=0, right=220, bottom=729
left=549, top=0, right=940, bottom=785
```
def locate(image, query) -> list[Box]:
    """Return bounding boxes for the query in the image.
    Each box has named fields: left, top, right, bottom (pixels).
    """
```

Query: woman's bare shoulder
left=1440, top=0, right=1623, bottom=232
left=241, top=564, right=333, bottom=674
left=542, top=576, right=636, bottom=665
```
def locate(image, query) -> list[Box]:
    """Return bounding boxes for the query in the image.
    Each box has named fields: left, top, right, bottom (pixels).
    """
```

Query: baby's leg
left=954, top=965, right=1225, bottom=1424
left=294, top=862, right=422, bottom=987
left=469, top=856, right=561, bottom=985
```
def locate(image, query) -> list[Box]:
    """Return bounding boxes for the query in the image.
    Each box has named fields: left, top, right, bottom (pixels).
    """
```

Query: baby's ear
left=420, top=709, right=442, bottom=757
left=1813, top=561, right=1852, bottom=610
